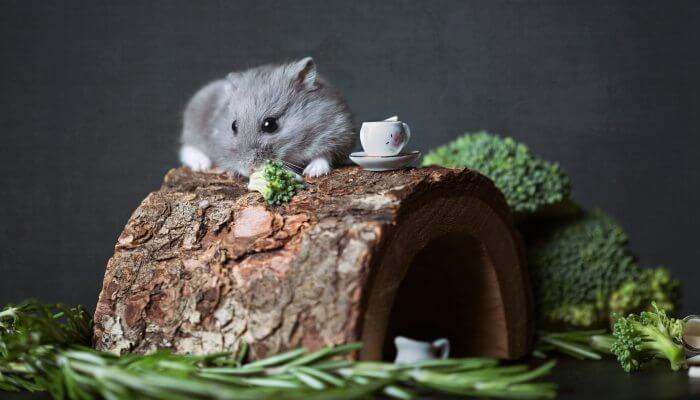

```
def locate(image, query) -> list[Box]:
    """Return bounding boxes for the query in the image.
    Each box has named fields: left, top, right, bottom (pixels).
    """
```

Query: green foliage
left=611, top=303, right=685, bottom=372
left=247, top=160, right=304, bottom=205
left=1, top=301, right=557, bottom=399
left=527, top=211, right=680, bottom=328
left=0, top=302, right=92, bottom=392
left=421, top=132, right=572, bottom=217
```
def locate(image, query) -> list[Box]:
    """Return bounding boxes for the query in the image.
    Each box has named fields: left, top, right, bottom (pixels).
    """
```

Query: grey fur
left=180, top=57, right=355, bottom=176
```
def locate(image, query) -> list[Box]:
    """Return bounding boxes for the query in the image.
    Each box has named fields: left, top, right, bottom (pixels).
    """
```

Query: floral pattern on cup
left=386, top=130, right=407, bottom=150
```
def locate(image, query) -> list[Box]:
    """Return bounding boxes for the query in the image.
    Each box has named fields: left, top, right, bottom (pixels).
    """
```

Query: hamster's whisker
left=276, top=158, right=304, bottom=175
left=279, top=159, right=304, bottom=170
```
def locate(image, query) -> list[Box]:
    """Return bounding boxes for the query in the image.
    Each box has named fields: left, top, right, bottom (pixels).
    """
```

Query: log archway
left=360, top=186, right=531, bottom=360
left=382, top=232, right=504, bottom=360
left=93, top=166, right=532, bottom=360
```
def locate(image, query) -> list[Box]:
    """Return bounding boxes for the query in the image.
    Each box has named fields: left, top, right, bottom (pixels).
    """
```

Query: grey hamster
left=179, top=57, right=355, bottom=177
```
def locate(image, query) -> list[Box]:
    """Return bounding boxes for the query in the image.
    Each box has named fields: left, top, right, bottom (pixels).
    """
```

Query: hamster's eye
left=261, top=117, right=278, bottom=133
left=231, top=120, right=238, bottom=135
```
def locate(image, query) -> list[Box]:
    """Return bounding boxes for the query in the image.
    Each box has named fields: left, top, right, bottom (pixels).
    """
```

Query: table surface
left=1, top=356, right=697, bottom=400
left=548, top=356, right=696, bottom=399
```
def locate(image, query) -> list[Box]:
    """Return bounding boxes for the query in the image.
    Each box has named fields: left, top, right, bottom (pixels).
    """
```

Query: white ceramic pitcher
left=394, top=336, right=450, bottom=364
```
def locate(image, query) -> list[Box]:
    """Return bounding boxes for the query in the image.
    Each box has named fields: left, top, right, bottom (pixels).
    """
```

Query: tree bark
left=93, top=166, right=533, bottom=361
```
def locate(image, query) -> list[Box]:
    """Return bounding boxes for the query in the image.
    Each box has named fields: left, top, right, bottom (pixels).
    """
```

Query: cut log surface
left=93, top=166, right=532, bottom=361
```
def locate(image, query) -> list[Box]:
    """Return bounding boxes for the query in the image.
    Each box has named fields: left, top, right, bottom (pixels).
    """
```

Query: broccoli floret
left=527, top=211, right=680, bottom=328
left=247, top=160, right=303, bottom=205
left=611, top=303, right=685, bottom=372
left=422, top=132, right=572, bottom=218
left=527, top=210, right=639, bottom=327
left=546, top=303, right=601, bottom=329
left=609, top=267, right=680, bottom=321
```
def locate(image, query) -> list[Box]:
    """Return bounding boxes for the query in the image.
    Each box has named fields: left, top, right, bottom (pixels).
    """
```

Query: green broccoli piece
left=609, top=267, right=681, bottom=321
left=422, top=132, right=572, bottom=218
left=247, top=160, right=303, bottom=205
left=611, top=303, right=685, bottom=372
left=527, top=210, right=680, bottom=328
left=527, top=210, right=639, bottom=327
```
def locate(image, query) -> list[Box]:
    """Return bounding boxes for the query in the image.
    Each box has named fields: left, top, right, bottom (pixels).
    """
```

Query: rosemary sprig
left=1, top=301, right=557, bottom=399
left=534, top=330, right=615, bottom=360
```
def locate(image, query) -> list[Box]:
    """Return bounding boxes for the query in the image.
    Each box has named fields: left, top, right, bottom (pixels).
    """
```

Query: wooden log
left=93, top=166, right=533, bottom=360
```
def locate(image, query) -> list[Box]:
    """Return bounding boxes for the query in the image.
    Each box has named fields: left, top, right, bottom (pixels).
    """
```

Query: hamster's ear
left=226, top=72, right=240, bottom=85
left=224, top=73, right=239, bottom=96
left=290, top=57, right=317, bottom=89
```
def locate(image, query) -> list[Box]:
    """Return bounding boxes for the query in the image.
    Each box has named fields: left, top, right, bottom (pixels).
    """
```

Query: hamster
left=179, top=57, right=355, bottom=177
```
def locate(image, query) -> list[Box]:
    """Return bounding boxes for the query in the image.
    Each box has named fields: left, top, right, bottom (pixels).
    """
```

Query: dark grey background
left=1, top=0, right=699, bottom=313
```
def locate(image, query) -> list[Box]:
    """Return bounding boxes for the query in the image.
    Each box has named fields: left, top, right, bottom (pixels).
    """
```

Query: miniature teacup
left=360, top=120, right=411, bottom=156
left=394, top=336, right=450, bottom=364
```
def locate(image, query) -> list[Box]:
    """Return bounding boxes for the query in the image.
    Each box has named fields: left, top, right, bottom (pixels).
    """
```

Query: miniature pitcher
left=394, top=336, right=450, bottom=364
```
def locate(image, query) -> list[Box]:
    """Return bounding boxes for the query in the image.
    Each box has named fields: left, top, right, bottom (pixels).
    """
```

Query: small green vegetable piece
left=422, top=132, right=572, bottom=218
left=611, top=303, right=685, bottom=372
left=247, top=160, right=303, bottom=205
left=527, top=210, right=680, bottom=328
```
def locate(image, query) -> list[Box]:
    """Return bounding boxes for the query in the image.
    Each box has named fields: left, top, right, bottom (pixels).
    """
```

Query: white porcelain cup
left=360, top=120, right=411, bottom=156
left=393, top=336, right=450, bottom=364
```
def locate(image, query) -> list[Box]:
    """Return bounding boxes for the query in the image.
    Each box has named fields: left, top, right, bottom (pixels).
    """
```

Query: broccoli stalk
left=611, top=303, right=685, bottom=372
left=247, top=160, right=303, bottom=205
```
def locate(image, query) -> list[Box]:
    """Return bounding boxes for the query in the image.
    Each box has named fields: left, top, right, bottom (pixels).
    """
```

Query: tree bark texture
left=93, top=166, right=533, bottom=361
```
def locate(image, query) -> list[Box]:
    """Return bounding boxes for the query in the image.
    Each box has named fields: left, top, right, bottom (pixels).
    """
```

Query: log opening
left=382, top=232, right=505, bottom=360
left=358, top=192, right=527, bottom=360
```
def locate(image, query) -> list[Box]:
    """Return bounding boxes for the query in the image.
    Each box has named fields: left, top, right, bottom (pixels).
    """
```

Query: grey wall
left=1, top=0, right=699, bottom=313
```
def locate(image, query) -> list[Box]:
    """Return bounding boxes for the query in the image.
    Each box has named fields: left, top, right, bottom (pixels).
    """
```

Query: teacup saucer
left=349, top=151, right=421, bottom=171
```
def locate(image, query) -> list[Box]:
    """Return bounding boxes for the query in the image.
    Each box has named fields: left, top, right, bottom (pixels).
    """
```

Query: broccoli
left=609, top=267, right=681, bottom=320
left=247, top=160, right=303, bottom=205
left=424, top=132, right=682, bottom=332
left=536, top=310, right=687, bottom=373
left=421, top=132, right=572, bottom=218
left=526, top=210, right=680, bottom=328
left=611, top=303, right=685, bottom=372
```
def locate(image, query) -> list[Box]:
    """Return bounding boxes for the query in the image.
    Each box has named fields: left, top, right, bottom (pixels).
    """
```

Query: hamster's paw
left=180, top=145, right=212, bottom=171
left=303, top=158, right=331, bottom=177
